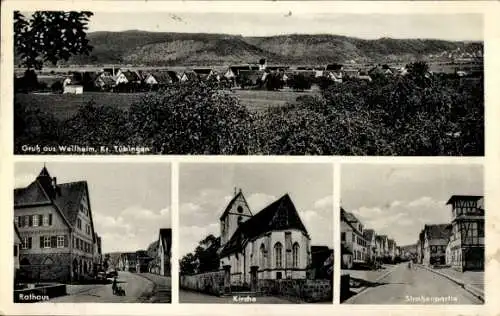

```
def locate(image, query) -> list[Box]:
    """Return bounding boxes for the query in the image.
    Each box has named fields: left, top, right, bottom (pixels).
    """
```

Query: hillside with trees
left=30, top=30, right=483, bottom=66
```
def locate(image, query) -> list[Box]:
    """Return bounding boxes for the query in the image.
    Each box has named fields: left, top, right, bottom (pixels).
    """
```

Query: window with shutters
left=44, top=236, right=51, bottom=248
left=57, top=236, right=64, bottom=248
left=274, top=242, right=283, bottom=268
left=43, top=214, right=49, bottom=226
left=33, top=215, right=39, bottom=227
left=22, top=237, right=28, bottom=249
left=24, top=215, right=30, bottom=227
left=292, top=243, right=300, bottom=268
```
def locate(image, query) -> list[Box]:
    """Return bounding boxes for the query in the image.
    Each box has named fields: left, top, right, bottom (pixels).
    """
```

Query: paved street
left=179, top=290, right=301, bottom=304
left=50, top=271, right=155, bottom=303
left=344, top=263, right=483, bottom=304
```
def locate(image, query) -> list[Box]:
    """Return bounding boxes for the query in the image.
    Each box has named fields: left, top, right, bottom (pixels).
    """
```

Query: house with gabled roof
left=14, top=166, right=100, bottom=282
left=144, top=71, right=180, bottom=86
left=340, top=208, right=368, bottom=267
left=423, top=223, right=452, bottom=266
left=218, top=189, right=311, bottom=284
left=388, top=238, right=396, bottom=262
left=118, top=252, right=137, bottom=272
left=115, top=69, right=142, bottom=85
left=363, top=229, right=376, bottom=263
left=180, top=71, right=199, bottom=83
left=151, top=228, right=172, bottom=276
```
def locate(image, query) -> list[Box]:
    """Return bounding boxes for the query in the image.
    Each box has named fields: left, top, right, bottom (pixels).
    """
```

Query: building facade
left=218, top=190, right=311, bottom=285
left=157, top=228, right=172, bottom=276
left=340, top=208, right=367, bottom=266
left=14, top=166, right=100, bottom=283
left=446, top=195, right=485, bottom=271
left=423, top=224, right=452, bottom=266
left=363, top=229, right=377, bottom=263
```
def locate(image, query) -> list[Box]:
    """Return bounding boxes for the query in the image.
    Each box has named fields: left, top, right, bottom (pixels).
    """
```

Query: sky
left=84, top=12, right=483, bottom=41
left=15, top=162, right=171, bottom=254
left=179, top=163, right=334, bottom=257
left=341, top=164, right=483, bottom=247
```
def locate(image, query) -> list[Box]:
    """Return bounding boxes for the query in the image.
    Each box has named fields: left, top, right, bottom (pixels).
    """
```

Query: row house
left=388, top=239, right=397, bottom=262
left=375, top=235, right=388, bottom=260
left=363, top=229, right=377, bottom=263
left=14, top=166, right=100, bottom=283
left=118, top=252, right=137, bottom=272
left=340, top=208, right=368, bottom=267
left=149, top=228, right=171, bottom=276
left=415, top=195, right=484, bottom=271
left=423, top=224, right=452, bottom=266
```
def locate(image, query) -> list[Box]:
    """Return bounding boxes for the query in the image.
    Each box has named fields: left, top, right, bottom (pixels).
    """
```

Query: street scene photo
left=13, top=162, right=172, bottom=303
left=178, top=163, right=333, bottom=304
left=340, top=164, right=484, bottom=304
left=14, top=10, right=483, bottom=156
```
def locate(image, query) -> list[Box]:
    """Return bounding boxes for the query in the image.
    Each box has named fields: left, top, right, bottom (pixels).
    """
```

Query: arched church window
left=260, top=244, right=266, bottom=268
left=274, top=242, right=283, bottom=268
left=292, top=243, right=300, bottom=268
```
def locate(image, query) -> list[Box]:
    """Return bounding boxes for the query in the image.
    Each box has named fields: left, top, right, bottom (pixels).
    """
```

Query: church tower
left=220, top=188, right=253, bottom=246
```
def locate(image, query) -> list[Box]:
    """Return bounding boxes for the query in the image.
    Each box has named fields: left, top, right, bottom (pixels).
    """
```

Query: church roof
left=219, top=190, right=252, bottom=220
left=219, top=193, right=309, bottom=257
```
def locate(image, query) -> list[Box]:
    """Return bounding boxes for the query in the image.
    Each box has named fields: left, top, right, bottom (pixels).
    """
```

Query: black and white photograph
left=13, top=162, right=172, bottom=303
left=13, top=10, right=483, bottom=156
left=178, top=163, right=334, bottom=304
left=340, top=164, right=484, bottom=304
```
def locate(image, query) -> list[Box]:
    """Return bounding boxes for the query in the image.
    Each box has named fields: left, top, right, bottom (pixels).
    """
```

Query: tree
left=179, top=234, right=221, bottom=275
left=288, top=73, right=312, bottom=91
left=14, top=11, right=94, bottom=70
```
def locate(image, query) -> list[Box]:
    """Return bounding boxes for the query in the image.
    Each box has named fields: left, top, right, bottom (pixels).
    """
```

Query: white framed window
left=33, top=215, right=39, bottom=227
left=77, top=218, right=82, bottom=229
left=24, top=215, right=30, bottom=227
left=57, top=236, right=64, bottom=248
left=44, top=236, right=51, bottom=248
left=43, top=214, right=49, bottom=226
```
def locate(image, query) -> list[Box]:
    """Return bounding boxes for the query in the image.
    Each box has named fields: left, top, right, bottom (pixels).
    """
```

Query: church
left=218, top=189, right=311, bottom=284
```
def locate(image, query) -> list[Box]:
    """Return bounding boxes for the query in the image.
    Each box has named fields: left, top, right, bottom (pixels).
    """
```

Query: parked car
left=97, top=271, right=106, bottom=281
left=106, top=269, right=118, bottom=278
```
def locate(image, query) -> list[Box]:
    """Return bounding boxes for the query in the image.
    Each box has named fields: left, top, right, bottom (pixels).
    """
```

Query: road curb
left=343, top=264, right=399, bottom=303
left=416, top=264, right=484, bottom=302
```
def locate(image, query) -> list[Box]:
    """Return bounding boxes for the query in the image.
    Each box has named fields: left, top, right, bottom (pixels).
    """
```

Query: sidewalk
left=136, top=273, right=171, bottom=303
left=417, top=264, right=484, bottom=301
left=342, top=264, right=398, bottom=294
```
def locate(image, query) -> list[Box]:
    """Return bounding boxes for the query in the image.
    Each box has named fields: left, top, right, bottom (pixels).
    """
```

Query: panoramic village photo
left=178, top=163, right=334, bottom=304
left=14, top=10, right=484, bottom=156
left=13, top=162, right=172, bottom=303
left=339, top=164, right=484, bottom=305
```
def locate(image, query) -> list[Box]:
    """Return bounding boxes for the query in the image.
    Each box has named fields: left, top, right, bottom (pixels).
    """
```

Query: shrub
left=128, top=82, right=258, bottom=154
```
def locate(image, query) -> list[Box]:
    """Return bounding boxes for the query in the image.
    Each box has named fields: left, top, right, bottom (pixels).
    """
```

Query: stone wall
left=180, top=271, right=225, bottom=296
left=18, top=253, right=71, bottom=283
left=258, top=279, right=332, bottom=303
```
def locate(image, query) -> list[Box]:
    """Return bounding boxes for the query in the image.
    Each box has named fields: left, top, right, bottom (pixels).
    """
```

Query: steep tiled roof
left=14, top=181, right=51, bottom=207
left=14, top=167, right=93, bottom=236
left=122, top=70, right=141, bottom=82
left=149, top=71, right=174, bottom=84
left=363, top=229, right=375, bottom=241
left=220, top=194, right=308, bottom=257
left=425, top=224, right=452, bottom=240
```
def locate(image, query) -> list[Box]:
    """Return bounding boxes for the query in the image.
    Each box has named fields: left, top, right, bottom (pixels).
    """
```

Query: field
left=15, top=92, right=147, bottom=120
left=15, top=89, right=314, bottom=120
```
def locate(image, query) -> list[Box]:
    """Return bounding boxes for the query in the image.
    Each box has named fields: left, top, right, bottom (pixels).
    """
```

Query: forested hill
left=60, top=31, right=483, bottom=66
